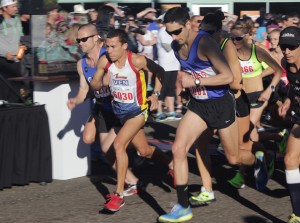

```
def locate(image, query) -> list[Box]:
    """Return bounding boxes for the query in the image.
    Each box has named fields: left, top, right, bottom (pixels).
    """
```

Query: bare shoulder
left=131, top=53, right=146, bottom=69
left=76, top=59, right=83, bottom=73
left=224, top=40, right=238, bottom=55
left=97, top=54, right=109, bottom=69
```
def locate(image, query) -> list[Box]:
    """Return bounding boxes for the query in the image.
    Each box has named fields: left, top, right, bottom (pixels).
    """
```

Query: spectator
left=95, top=2, right=124, bottom=39
left=125, top=14, right=139, bottom=53
left=136, top=7, right=158, bottom=32
left=58, top=9, right=70, bottom=24
left=0, top=0, right=27, bottom=101
left=20, top=14, right=30, bottom=36
left=36, top=22, right=79, bottom=64
left=282, top=13, right=300, bottom=28
left=136, top=21, right=157, bottom=91
left=45, top=3, right=60, bottom=30
left=255, top=8, right=273, bottom=42
left=155, top=15, right=181, bottom=121
left=88, top=8, right=98, bottom=25
left=69, top=4, right=89, bottom=25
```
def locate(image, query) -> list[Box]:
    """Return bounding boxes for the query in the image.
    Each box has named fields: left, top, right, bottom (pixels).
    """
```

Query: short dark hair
left=106, top=29, right=128, bottom=45
left=201, top=11, right=225, bottom=32
left=163, top=7, right=190, bottom=25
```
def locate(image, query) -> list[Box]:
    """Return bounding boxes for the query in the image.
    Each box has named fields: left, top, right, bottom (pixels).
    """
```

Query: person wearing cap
left=0, top=0, right=27, bottom=101
left=278, top=26, right=300, bottom=223
left=69, top=4, right=89, bottom=26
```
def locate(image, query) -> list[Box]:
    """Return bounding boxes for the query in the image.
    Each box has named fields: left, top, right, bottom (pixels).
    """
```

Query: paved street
left=0, top=120, right=292, bottom=223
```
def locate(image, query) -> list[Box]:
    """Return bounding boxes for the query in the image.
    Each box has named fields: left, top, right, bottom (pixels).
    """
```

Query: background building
left=57, top=0, right=300, bottom=17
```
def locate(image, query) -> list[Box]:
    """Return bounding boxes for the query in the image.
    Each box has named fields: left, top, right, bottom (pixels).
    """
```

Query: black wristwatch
left=152, top=91, right=160, bottom=97
left=270, top=85, right=275, bottom=92
left=195, top=78, right=201, bottom=87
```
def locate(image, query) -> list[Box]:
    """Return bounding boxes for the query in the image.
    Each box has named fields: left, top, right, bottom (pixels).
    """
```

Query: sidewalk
left=0, top=120, right=292, bottom=223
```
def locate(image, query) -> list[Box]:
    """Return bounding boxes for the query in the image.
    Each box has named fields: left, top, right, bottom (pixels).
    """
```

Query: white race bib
left=111, top=86, right=134, bottom=103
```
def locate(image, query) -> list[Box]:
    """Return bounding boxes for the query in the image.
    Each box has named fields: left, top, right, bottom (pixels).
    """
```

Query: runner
left=159, top=7, right=240, bottom=222
left=91, top=28, right=172, bottom=212
left=67, top=24, right=141, bottom=197
left=278, top=26, right=300, bottom=223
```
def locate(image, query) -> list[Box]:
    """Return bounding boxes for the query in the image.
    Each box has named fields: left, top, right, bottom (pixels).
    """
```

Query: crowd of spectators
left=0, top=1, right=299, bottom=115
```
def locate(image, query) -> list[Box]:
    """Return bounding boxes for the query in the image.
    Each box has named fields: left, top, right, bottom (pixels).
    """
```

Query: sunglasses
left=76, top=34, right=96, bottom=44
left=280, top=44, right=299, bottom=52
left=166, top=27, right=183, bottom=36
left=230, top=34, right=246, bottom=42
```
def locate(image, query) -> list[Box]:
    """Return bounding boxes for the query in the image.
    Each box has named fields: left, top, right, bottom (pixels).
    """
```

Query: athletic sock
left=286, top=169, right=300, bottom=216
left=176, top=184, right=189, bottom=208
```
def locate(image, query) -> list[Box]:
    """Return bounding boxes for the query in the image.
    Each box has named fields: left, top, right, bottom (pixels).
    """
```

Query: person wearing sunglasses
left=68, top=24, right=147, bottom=200
left=278, top=26, right=300, bottom=223
left=158, top=7, right=242, bottom=222
left=187, top=11, right=273, bottom=209
left=231, top=19, right=282, bottom=141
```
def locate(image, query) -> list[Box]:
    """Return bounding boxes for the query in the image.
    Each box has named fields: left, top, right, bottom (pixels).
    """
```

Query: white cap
left=1, top=0, right=17, bottom=7
left=157, top=14, right=165, bottom=21
left=70, top=4, right=89, bottom=14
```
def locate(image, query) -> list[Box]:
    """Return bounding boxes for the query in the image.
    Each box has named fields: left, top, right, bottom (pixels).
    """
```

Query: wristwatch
left=270, top=85, right=275, bottom=92
left=152, top=91, right=160, bottom=97
left=195, top=78, right=201, bottom=87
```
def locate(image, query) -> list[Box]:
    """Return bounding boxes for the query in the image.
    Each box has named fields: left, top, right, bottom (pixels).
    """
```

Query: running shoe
left=288, top=213, right=300, bottom=223
left=254, top=151, right=269, bottom=191
left=123, top=180, right=145, bottom=197
left=278, top=129, right=289, bottom=154
left=155, top=112, right=168, bottom=122
left=158, top=204, right=193, bottom=223
left=104, top=193, right=125, bottom=212
left=167, top=112, right=182, bottom=121
left=228, top=172, right=245, bottom=189
left=189, top=186, right=216, bottom=206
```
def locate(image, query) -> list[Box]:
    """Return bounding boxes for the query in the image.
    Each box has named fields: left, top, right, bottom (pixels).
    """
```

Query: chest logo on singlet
left=113, top=72, right=129, bottom=86
left=114, top=73, right=127, bottom=79
left=84, top=67, right=88, bottom=72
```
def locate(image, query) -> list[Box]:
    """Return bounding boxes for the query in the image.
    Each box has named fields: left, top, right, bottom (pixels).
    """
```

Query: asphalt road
left=0, top=120, right=292, bottom=223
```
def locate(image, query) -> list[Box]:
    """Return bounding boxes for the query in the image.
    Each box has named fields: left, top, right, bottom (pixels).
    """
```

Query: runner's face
left=77, top=29, right=97, bottom=53
left=165, top=22, right=188, bottom=45
left=231, top=29, right=248, bottom=49
left=106, top=36, right=127, bottom=62
left=281, top=45, right=300, bottom=64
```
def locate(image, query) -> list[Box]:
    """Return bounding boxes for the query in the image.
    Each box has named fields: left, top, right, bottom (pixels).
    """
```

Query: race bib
left=111, top=86, right=134, bottom=103
left=240, top=60, right=254, bottom=76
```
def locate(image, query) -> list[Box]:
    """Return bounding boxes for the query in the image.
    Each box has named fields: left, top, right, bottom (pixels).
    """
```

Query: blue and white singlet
left=172, top=30, right=229, bottom=101
left=81, top=48, right=112, bottom=112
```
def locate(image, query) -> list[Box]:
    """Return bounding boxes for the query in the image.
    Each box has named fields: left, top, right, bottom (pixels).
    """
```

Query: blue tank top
left=172, top=30, right=229, bottom=101
left=81, top=47, right=112, bottom=112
